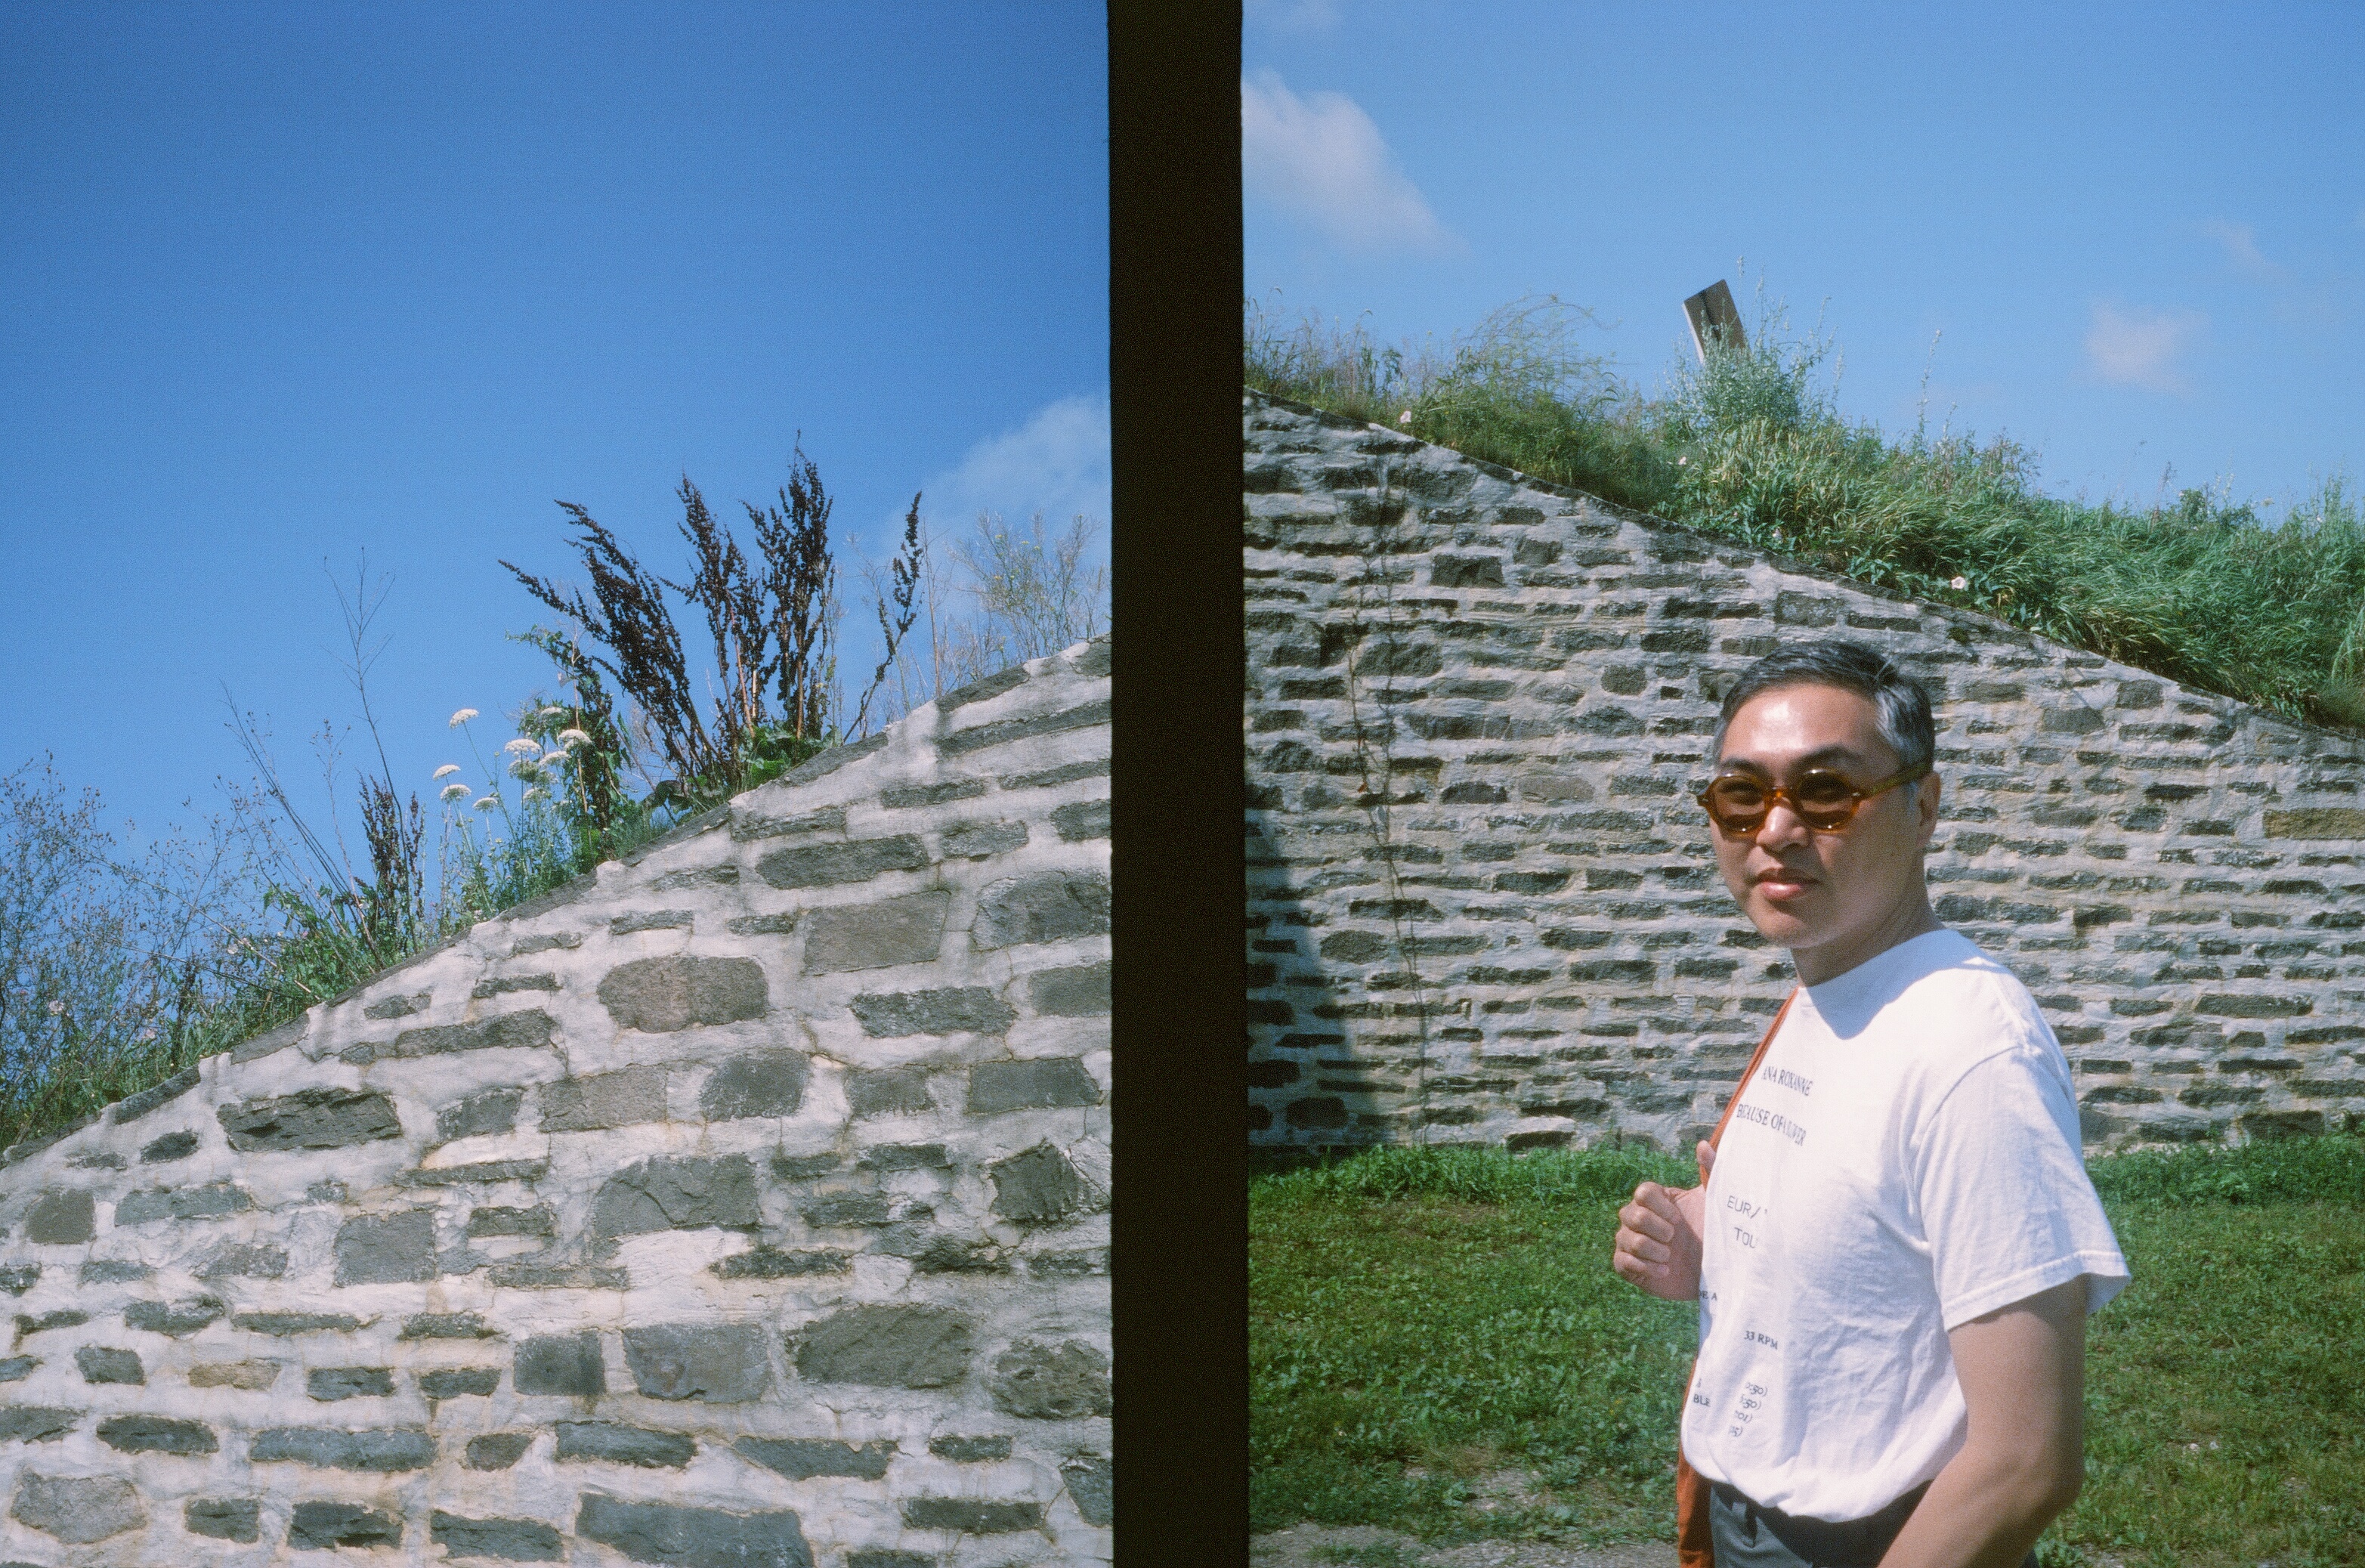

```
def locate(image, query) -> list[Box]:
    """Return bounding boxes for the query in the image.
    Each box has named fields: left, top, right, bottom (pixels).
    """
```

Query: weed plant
left=1246, top=293, right=2365, bottom=731
left=1251, top=1140, right=2365, bottom=1564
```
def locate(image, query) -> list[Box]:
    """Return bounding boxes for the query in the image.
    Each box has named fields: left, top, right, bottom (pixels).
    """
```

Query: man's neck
left=1787, top=892, right=1946, bottom=987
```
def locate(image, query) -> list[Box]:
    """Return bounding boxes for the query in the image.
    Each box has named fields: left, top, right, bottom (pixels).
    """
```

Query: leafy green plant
left=1248, top=292, right=2365, bottom=732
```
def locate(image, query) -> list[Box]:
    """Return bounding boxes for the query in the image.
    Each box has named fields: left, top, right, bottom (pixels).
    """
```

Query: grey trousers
left=1707, top=1480, right=2040, bottom=1568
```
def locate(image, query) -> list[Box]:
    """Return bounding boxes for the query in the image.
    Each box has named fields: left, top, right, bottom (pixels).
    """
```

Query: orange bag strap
left=1674, top=987, right=1798, bottom=1568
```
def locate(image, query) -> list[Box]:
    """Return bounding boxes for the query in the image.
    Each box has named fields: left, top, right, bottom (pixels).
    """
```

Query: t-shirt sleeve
left=1912, top=1038, right=2131, bottom=1328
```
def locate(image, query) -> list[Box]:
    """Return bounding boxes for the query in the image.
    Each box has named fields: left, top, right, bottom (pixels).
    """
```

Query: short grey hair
left=1711, top=641, right=1934, bottom=778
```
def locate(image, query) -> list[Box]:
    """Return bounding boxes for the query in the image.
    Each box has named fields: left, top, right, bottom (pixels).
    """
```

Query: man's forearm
left=1876, top=1437, right=2073, bottom=1568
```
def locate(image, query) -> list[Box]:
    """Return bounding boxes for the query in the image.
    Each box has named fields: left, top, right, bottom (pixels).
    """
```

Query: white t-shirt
left=1682, top=928, right=2129, bottom=1523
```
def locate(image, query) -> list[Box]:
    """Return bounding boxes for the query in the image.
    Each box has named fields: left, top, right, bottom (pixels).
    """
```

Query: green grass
left=1245, top=294, right=2365, bottom=733
left=1250, top=1140, right=2365, bottom=1565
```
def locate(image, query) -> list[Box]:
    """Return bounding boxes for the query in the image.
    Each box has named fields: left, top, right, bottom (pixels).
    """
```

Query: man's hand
left=1612, top=1141, right=1715, bottom=1300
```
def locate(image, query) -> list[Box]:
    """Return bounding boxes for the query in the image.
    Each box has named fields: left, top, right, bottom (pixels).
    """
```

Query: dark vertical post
left=1683, top=279, right=1748, bottom=362
left=1108, top=2, right=1246, bottom=1564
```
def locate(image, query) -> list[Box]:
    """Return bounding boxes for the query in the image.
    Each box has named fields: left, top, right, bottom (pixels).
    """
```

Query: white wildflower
left=558, top=728, right=591, bottom=749
left=474, top=796, right=499, bottom=812
left=1677, top=455, right=1689, bottom=465
left=440, top=783, right=471, bottom=802
left=449, top=707, right=479, bottom=728
left=432, top=763, right=460, bottom=781
left=502, top=737, right=538, bottom=756
left=541, top=705, right=565, bottom=718
left=1949, top=576, right=1969, bottom=590
left=46, top=999, right=63, bottom=1016
left=522, top=786, right=547, bottom=801
left=540, top=752, right=567, bottom=768
left=509, top=757, right=542, bottom=779
left=135, top=1026, right=156, bottom=1043
left=1398, top=410, right=1412, bottom=425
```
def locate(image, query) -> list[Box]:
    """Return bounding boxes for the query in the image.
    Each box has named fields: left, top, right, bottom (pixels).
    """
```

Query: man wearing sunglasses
left=1611, top=642, right=2127, bottom=1568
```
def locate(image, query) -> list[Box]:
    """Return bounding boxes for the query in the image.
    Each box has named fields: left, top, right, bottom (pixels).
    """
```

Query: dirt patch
left=1249, top=1523, right=1679, bottom=1568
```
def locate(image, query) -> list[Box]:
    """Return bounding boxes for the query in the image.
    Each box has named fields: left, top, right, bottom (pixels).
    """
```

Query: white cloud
left=910, top=393, right=1111, bottom=541
left=2083, top=302, right=2206, bottom=394
left=2201, top=218, right=2286, bottom=282
left=1241, top=69, right=1454, bottom=253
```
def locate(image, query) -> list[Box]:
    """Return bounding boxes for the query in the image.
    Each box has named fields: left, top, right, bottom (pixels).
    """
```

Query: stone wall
left=1242, top=390, right=2365, bottom=1156
left=0, top=638, right=1108, bottom=1567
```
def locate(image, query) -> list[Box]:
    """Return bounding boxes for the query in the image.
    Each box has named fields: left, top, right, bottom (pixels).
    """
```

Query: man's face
left=1708, top=682, right=1940, bottom=979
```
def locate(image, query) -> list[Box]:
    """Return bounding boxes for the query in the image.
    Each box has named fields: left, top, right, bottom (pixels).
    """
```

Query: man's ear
left=1914, top=770, right=1941, bottom=846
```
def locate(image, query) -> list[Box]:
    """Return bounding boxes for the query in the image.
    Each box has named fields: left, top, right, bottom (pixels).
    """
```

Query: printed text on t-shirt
left=1765, top=1065, right=1812, bottom=1096
left=1731, top=1101, right=1807, bottom=1146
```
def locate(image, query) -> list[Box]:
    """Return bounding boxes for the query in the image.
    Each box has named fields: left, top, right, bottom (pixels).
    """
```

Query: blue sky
left=1244, top=2, right=2360, bottom=516
left=1, top=4, right=1106, bottom=856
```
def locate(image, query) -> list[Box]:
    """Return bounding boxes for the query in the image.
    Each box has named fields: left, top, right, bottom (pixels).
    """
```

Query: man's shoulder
left=1804, top=929, right=2055, bottom=1066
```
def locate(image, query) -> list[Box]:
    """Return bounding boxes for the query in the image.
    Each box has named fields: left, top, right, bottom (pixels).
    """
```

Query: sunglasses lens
left=1791, top=771, right=1860, bottom=827
left=1705, top=779, right=1767, bottom=830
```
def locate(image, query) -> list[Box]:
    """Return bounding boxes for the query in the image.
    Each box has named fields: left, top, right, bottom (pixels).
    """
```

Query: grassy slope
left=1246, top=298, right=2365, bottom=734
left=1250, top=1140, right=2365, bottom=1567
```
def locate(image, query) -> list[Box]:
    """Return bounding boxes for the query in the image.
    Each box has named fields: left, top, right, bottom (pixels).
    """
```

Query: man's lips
left=1751, top=867, right=1817, bottom=898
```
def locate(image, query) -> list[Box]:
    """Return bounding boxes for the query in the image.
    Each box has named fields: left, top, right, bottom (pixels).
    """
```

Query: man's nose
left=1754, top=799, right=1812, bottom=848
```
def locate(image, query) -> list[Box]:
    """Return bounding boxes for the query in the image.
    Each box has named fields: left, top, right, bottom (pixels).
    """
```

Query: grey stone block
left=592, top=1154, right=761, bottom=1236
left=465, top=1431, right=534, bottom=1469
left=883, top=780, right=985, bottom=808
left=435, top=1086, right=524, bottom=1144
left=554, top=1421, right=695, bottom=1467
left=97, top=1414, right=217, bottom=1454
left=734, top=1436, right=894, bottom=1480
left=729, top=804, right=848, bottom=840
left=123, top=1294, right=225, bottom=1335
left=575, top=1493, right=813, bottom=1568
left=941, top=819, right=1028, bottom=859
left=0, top=1405, right=81, bottom=1437
left=793, top=1304, right=972, bottom=1387
left=229, top=1015, right=305, bottom=1064
left=941, top=697, right=1107, bottom=757
left=901, top=1498, right=1046, bottom=1532
left=540, top=1065, right=669, bottom=1130
left=468, top=1205, right=555, bottom=1238
left=0, top=1356, right=32, bottom=1381
left=847, top=1554, right=935, bottom=1568
left=185, top=1497, right=260, bottom=1542
left=623, top=1322, right=771, bottom=1403
left=929, top=1433, right=1012, bottom=1461
left=799, top=890, right=951, bottom=973
left=401, top=1310, right=494, bottom=1340
left=1063, top=1454, right=1114, bottom=1526
left=288, top=1501, right=402, bottom=1549
left=487, top=1263, right=630, bottom=1289
left=988, top=1337, right=1111, bottom=1418
left=116, top=1183, right=252, bottom=1224
left=197, top=1242, right=288, bottom=1279
left=382, top=1009, right=557, bottom=1059
left=988, top=1143, right=1087, bottom=1222
left=611, top=908, right=694, bottom=935
left=710, top=1247, right=850, bottom=1280
left=1050, top=798, right=1111, bottom=842
left=512, top=932, right=581, bottom=954
left=598, top=955, right=768, bottom=1032
left=363, top=991, right=431, bottom=1019
left=771, top=1151, right=840, bottom=1179
left=1000, top=757, right=1108, bottom=790
left=421, top=1366, right=502, bottom=1399
left=846, top=1066, right=935, bottom=1117
left=14, top=1308, right=84, bottom=1337
left=335, top=1209, right=437, bottom=1285
left=938, top=663, right=1029, bottom=713
left=972, top=870, right=1110, bottom=948
left=139, top=1129, right=199, bottom=1163
left=107, top=1063, right=199, bottom=1125
left=431, top=1511, right=565, bottom=1561
left=399, top=1155, right=549, bottom=1187
left=1028, top=960, right=1111, bottom=1016
left=515, top=1331, right=605, bottom=1396
left=849, top=986, right=1018, bottom=1038
left=755, top=833, right=929, bottom=889
left=0, top=1265, right=35, bottom=1294
left=727, top=912, right=799, bottom=935
left=308, top=1365, right=394, bottom=1400
left=699, top=1051, right=809, bottom=1120
left=11, top=1472, right=144, bottom=1542
left=967, top=1057, right=1099, bottom=1113
left=217, top=1087, right=401, bottom=1152
left=191, top=1359, right=283, bottom=1389
left=248, top=1426, right=436, bottom=1471
left=233, top=1311, right=366, bottom=1335
left=78, top=1260, right=147, bottom=1283
left=799, top=1190, right=892, bottom=1227
left=474, top=972, right=561, bottom=997
left=22, top=1189, right=94, bottom=1244
left=858, top=1142, right=950, bottom=1171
